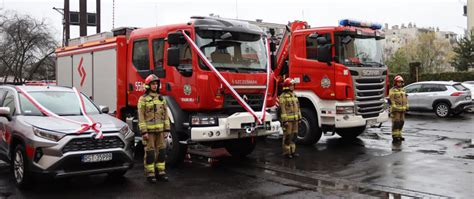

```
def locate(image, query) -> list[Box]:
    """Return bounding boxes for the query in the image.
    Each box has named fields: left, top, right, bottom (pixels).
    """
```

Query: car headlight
left=190, top=116, right=218, bottom=126
left=119, top=125, right=132, bottom=137
left=33, top=127, right=65, bottom=142
left=336, top=106, right=354, bottom=114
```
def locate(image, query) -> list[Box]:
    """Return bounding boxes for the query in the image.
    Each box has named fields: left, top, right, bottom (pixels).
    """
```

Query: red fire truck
left=55, top=16, right=281, bottom=165
left=270, top=19, right=389, bottom=145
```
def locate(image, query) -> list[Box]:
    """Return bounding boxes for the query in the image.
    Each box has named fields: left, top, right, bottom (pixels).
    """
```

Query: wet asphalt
left=0, top=112, right=473, bottom=198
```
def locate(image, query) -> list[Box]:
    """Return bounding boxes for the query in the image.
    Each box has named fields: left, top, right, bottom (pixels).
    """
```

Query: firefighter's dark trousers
left=143, top=132, right=166, bottom=177
left=391, top=111, right=405, bottom=138
left=282, top=121, right=298, bottom=155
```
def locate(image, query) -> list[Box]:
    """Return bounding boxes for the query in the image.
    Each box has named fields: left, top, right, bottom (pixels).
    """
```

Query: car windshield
left=196, top=29, right=267, bottom=72
left=339, top=35, right=384, bottom=67
left=19, top=91, right=99, bottom=116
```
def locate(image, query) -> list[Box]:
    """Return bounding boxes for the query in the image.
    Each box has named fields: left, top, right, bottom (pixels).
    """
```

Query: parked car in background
left=461, top=81, right=474, bottom=112
left=0, top=85, right=134, bottom=188
left=404, top=81, right=473, bottom=118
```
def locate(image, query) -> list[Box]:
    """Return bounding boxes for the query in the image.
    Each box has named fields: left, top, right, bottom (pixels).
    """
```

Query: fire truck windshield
left=196, top=30, right=267, bottom=72
left=339, top=35, right=384, bottom=67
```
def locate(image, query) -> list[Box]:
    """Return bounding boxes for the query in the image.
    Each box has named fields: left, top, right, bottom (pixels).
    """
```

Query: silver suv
left=0, top=85, right=134, bottom=188
left=404, top=81, right=473, bottom=118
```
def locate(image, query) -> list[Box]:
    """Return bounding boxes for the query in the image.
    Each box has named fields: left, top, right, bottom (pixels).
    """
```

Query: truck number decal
left=135, top=82, right=145, bottom=92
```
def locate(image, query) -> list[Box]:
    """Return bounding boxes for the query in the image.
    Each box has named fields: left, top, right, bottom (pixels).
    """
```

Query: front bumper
left=190, top=112, right=281, bottom=142
left=334, top=109, right=389, bottom=128
left=30, top=150, right=134, bottom=178
left=29, top=133, right=134, bottom=178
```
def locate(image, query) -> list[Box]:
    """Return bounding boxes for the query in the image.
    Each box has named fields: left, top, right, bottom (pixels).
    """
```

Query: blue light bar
left=339, top=19, right=382, bottom=30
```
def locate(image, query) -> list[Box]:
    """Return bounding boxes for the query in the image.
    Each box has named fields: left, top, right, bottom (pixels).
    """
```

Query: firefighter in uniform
left=279, top=78, right=301, bottom=159
left=389, top=75, right=408, bottom=143
left=138, top=74, right=170, bottom=183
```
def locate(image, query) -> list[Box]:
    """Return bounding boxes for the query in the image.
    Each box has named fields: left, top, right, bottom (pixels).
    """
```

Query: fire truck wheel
left=296, top=107, right=322, bottom=145
left=336, top=126, right=366, bottom=140
left=224, top=138, right=256, bottom=158
left=165, top=127, right=187, bottom=167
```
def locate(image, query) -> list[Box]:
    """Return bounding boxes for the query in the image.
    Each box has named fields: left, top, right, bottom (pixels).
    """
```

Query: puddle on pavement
left=259, top=166, right=445, bottom=198
left=416, top=149, right=446, bottom=155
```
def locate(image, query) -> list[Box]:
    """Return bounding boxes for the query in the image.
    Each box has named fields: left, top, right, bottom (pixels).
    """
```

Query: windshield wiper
left=364, top=61, right=384, bottom=67
left=215, top=66, right=240, bottom=73
left=345, top=61, right=364, bottom=67
left=237, top=68, right=266, bottom=73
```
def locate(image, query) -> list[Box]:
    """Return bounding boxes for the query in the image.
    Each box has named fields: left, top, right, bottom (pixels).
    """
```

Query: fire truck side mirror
left=167, top=32, right=183, bottom=45
left=317, top=44, right=332, bottom=65
left=167, top=47, right=180, bottom=67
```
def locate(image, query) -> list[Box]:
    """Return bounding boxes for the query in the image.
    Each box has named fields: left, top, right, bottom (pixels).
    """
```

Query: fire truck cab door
left=161, top=30, right=197, bottom=108
left=290, top=32, right=336, bottom=100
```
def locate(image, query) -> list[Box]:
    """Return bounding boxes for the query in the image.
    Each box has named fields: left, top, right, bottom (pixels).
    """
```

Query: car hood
left=18, top=114, right=125, bottom=134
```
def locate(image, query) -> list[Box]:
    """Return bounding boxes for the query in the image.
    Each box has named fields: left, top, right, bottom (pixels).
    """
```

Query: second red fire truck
left=270, top=19, right=390, bottom=145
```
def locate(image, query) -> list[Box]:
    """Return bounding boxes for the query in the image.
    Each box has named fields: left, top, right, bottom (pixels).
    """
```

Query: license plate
left=367, top=119, right=377, bottom=126
left=466, top=96, right=471, bottom=100
left=81, top=153, right=112, bottom=163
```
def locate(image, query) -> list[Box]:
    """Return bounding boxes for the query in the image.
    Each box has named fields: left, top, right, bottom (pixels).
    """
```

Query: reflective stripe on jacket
left=389, top=87, right=408, bottom=112
left=138, top=93, right=171, bottom=134
left=278, top=91, right=302, bottom=122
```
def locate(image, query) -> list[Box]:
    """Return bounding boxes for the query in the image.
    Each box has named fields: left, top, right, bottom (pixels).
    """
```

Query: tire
left=336, top=126, right=366, bottom=140
left=224, top=138, right=256, bottom=158
left=12, top=145, right=33, bottom=189
left=165, top=125, right=187, bottom=167
left=434, top=102, right=450, bottom=118
left=296, top=107, right=322, bottom=145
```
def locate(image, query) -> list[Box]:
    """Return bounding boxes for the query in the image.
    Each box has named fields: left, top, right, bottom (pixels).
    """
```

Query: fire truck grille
left=354, top=76, right=386, bottom=118
left=62, top=136, right=125, bottom=153
left=223, top=94, right=264, bottom=112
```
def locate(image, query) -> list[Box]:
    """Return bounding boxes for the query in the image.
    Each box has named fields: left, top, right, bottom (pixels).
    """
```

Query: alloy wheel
left=13, top=150, right=24, bottom=184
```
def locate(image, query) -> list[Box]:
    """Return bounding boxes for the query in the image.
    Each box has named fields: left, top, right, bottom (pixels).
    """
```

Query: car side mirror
left=99, top=105, right=109, bottom=114
left=0, top=107, right=11, bottom=121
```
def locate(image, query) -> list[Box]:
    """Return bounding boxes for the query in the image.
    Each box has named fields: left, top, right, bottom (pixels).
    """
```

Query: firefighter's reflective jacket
left=389, top=87, right=408, bottom=112
left=278, top=91, right=301, bottom=122
left=137, top=93, right=170, bottom=134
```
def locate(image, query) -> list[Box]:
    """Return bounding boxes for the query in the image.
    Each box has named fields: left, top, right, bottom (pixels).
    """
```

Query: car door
left=404, top=84, right=422, bottom=109
left=417, top=84, right=435, bottom=110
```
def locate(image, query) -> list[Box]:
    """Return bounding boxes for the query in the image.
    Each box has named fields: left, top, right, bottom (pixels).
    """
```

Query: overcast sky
left=1, top=0, right=468, bottom=42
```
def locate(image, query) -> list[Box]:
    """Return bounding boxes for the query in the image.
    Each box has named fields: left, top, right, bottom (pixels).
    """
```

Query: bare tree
left=0, top=10, right=58, bottom=83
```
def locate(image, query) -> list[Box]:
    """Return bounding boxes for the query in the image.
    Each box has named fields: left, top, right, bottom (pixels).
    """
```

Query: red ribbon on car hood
left=181, top=30, right=271, bottom=124
left=16, top=86, right=103, bottom=139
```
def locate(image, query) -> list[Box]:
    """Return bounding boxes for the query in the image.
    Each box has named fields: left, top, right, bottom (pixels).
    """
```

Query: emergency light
left=339, top=19, right=382, bottom=30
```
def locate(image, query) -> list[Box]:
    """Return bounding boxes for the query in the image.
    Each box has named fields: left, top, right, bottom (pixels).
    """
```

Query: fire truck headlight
left=336, top=106, right=354, bottom=114
left=191, top=116, right=219, bottom=126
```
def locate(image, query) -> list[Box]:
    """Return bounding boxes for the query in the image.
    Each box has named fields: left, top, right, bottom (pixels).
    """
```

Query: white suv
left=0, top=85, right=134, bottom=188
left=404, top=81, right=473, bottom=118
